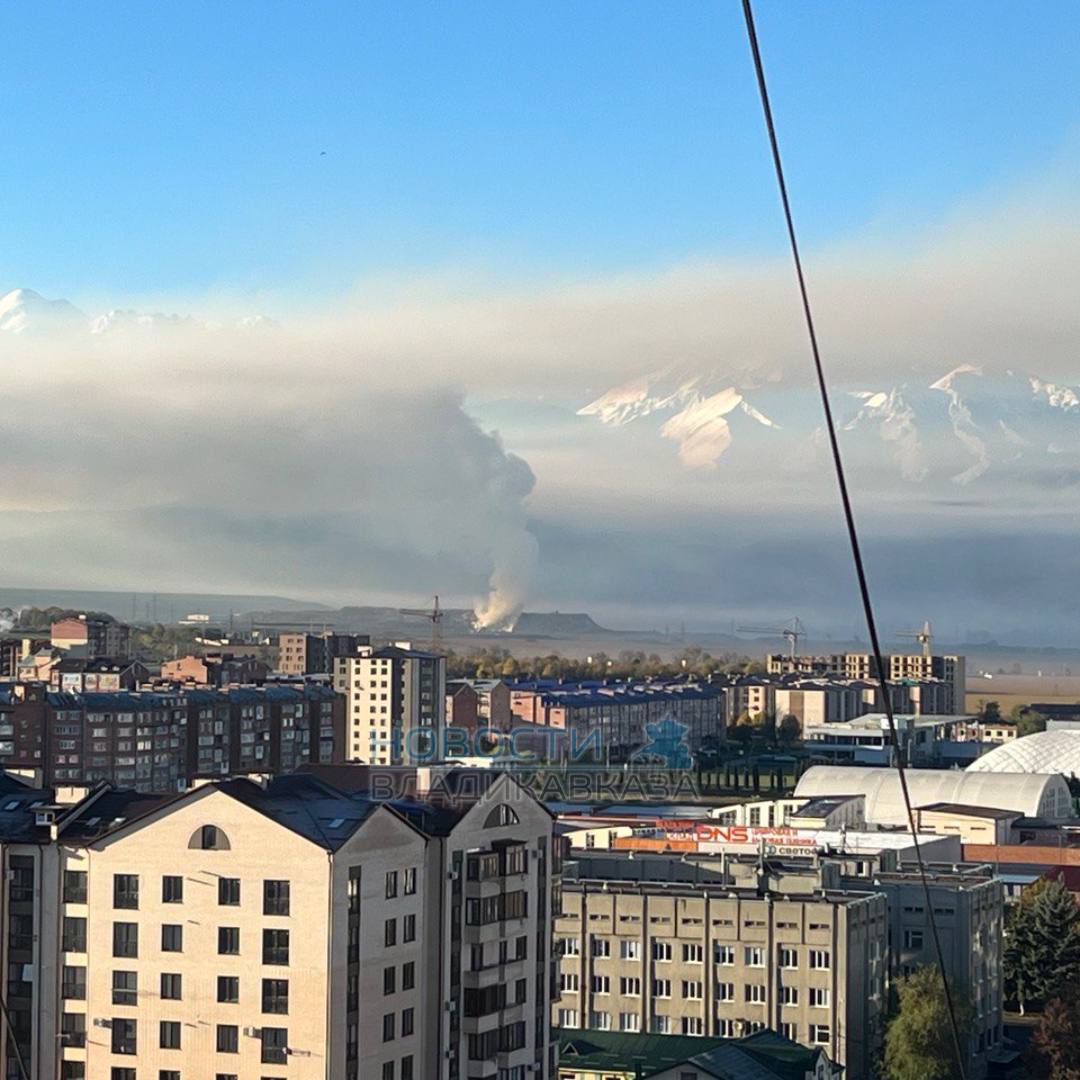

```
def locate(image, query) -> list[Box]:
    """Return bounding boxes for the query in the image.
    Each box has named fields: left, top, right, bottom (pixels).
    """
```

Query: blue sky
left=2, top=0, right=1078, bottom=305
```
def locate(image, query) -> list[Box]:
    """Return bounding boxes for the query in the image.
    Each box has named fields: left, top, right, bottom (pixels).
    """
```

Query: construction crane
left=896, top=619, right=933, bottom=658
left=736, top=616, right=805, bottom=659
left=400, top=595, right=444, bottom=653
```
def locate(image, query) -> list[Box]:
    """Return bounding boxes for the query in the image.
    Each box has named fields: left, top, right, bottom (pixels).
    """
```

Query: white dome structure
left=967, top=729, right=1080, bottom=776
left=795, top=764, right=1074, bottom=825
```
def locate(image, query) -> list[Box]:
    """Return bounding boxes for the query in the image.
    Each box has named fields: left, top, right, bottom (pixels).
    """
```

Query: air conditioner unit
left=447, top=869, right=460, bottom=881
left=242, top=1026, right=261, bottom=1038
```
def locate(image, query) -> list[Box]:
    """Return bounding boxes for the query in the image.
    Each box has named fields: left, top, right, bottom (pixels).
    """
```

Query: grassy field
left=966, top=673, right=1080, bottom=714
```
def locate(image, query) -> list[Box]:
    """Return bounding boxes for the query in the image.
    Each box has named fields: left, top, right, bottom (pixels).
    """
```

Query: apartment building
left=51, top=615, right=132, bottom=660
left=160, top=653, right=270, bottom=687
left=554, top=854, right=887, bottom=1080
left=0, top=684, right=343, bottom=791
left=51, top=657, right=150, bottom=693
left=277, top=632, right=369, bottom=676
left=333, top=644, right=446, bottom=765
left=0, top=768, right=557, bottom=1080
left=773, top=682, right=862, bottom=727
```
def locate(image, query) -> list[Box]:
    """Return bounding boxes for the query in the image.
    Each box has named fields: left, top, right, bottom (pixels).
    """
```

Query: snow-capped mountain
left=578, top=370, right=780, bottom=468
left=0, top=288, right=86, bottom=334
left=0, top=287, right=273, bottom=337
left=580, top=362, right=1080, bottom=487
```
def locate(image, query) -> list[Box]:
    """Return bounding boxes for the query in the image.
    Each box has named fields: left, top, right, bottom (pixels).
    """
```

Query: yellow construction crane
left=399, top=595, right=444, bottom=653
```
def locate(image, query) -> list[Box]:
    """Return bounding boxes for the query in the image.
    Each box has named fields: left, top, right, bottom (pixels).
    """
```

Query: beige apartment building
left=554, top=857, right=887, bottom=1080
left=0, top=769, right=556, bottom=1080
left=333, top=643, right=446, bottom=765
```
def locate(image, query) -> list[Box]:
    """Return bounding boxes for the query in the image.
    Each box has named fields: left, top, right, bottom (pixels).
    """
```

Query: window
left=111, top=1071, right=135, bottom=1080
left=263, top=928, right=290, bottom=965
left=403, top=914, right=416, bottom=942
left=716, top=981, right=734, bottom=1001
left=620, top=976, right=641, bottom=995
left=402, top=1007, right=414, bottom=1036
left=483, top=803, right=519, bottom=828
left=401, top=1055, right=414, bottom=1080
left=385, top=919, right=397, bottom=947
left=218, top=926, right=240, bottom=954
left=651, top=941, right=671, bottom=961
left=745, top=983, right=766, bottom=1003
left=711, top=944, right=734, bottom=966
left=384, top=967, right=396, bottom=994
left=589, top=1010, right=611, bottom=1030
left=161, top=973, right=182, bottom=1000
left=113, top=873, right=139, bottom=909
left=652, top=979, right=671, bottom=998
left=382, top=1064, right=395, bottom=1080
left=386, top=870, right=398, bottom=898
left=383, top=1012, right=396, bottom=1041
left=620, top=939, right=641, bottom=960
left=402, top=961, right=415, bottom=990
left=111, top=1017, right=137, bottom=1055
left=557, top=1008, right=579, bottom=1028
left=810, top=1023, right=831, bottom=1044
left=809, top=949, right=830, bottom=970
left=62, top=916, right=87, bottom=952
left=61, top=1065, right=85, bottom=1080
left=162, top=875, right=184, bottom=903
left=62, top=965, right=86, bottom=1000
left=780, top=985, right=799, bottom=1005
left=261, top=1026, right=288, bottom=1064
left=682, top=1016, right=704, bottom=1035
left=810, top=987, right=831, bottom=1008
left=682, top=980, right=703, bottom=999
left=63, top=870, right=87, bottom=903
left=591, top=974, right=610, bottom=994
left=591, top=938, right=610, bottom=958
left=264, top=880, right=290, bottom=916
left=61, top=1012, right=86, bottom=1049
left=160, top=1020, right=181, bottom=1049
left=162, top=924, right=183, bottom=952
left=403, top=867, right=416, bottom=895
left=744, top=946, right=765, bottom=967
left=903, top=929, right=924, bottom=950
left=682, top=943, right=703, bottom=963
left=218, top=976, right=239, bottom=1003
left=216, top=1024, right=239, bottom=1053
left=218, top=877, right=241, bottom=906
left=778, top=946, right=798, bottom=969
left=560, top=936, right=580, bottom=956
left=113, top=922, right=138, bottom=958
left=192, top=824, right=230, bottom=850
left=263, top=978, right=289, bottom=1014
left=560, top=972, right=579, bottom=992
left=650, top=1015, right=672, bottom=1034
left=112, top=970, right=138, bottom=1005
left=620, top=1011, right=641, bottom=1032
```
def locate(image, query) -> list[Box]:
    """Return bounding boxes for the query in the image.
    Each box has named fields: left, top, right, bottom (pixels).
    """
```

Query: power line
left=737, top=2, right=969, bottom=1077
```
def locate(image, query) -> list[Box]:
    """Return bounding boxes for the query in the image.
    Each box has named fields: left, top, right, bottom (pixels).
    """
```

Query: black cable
left=738, top=2, right=969, bottom=1077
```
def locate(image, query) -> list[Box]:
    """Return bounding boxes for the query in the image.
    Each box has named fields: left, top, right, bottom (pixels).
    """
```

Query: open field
left=966, top=673, right=1080, bottom=715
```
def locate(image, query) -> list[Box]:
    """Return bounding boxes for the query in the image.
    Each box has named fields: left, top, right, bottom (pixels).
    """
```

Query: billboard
left=615, top=819, right=821, bottom=857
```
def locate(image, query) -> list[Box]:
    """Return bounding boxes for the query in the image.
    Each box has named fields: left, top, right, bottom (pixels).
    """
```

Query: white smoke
left=0, top=304, right=538, bottom=611
left=473, top=523, right=539, bottom=630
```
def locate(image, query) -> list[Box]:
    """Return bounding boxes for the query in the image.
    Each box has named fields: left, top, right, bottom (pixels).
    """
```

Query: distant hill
left=0, top=587, right=325, bottom=623
left=510, top=611, right=606, bottom=636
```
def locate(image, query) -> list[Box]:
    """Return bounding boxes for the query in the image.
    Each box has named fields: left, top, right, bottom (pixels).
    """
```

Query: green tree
left=778, top=713, right=802, bottom=745
left=1011, top=705, right=1049, bottom=737
left=1033, top=994, right=1080, bottom=1080
left=977, top=699, right=1001, bottom=723
left=1005, top=877, right=1080, bottom=1013
left=883, top=966, right=972, bottom=1080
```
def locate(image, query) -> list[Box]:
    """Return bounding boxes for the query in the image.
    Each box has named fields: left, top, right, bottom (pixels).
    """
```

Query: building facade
left=333, top=645, right=446, bottom=765
left=277, top=632, right=369, bottom=676
left=0, top=769, right=557, bottom=1080
left=554, top=856, right=887, bottom=1080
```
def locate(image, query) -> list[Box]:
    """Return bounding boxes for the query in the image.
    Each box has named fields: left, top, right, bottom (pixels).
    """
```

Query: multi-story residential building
left=773, top=682, right=862, bottom=726
left=277, top=632, right=369, bottom=676
left=766, top=653, right=966, bottom=714
left=0, top=768, right=557, bottom=1080
left=507, top=680, right=724, bottom=761
left=333, top=644, right=446, bottom=765
left=446, top=680, right=481, bottom=730
left=50, top=657, right=150, bottom=693
left=51, top=615, right=132, bottom=659
left=462, top=678, right=513, bottom=728
left=0, top=636, right=49, bottom=679
left=555, top=852, right=887, bottom=1080
left=160, top=652, right=271, bottom=687
left=0, top=684, right=343, bottom=790
left=724, top=678, right=774, bottom=723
